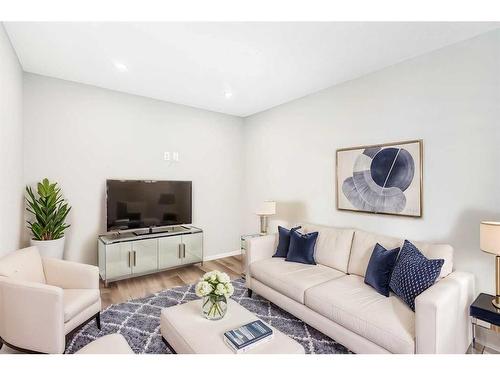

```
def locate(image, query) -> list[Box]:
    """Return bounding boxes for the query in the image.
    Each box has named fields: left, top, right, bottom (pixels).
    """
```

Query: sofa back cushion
left=348, top=230, right=453, bottom=279
left=301, top=223, right=354, bottom=273
left=0, top=246, right=46, bottom=284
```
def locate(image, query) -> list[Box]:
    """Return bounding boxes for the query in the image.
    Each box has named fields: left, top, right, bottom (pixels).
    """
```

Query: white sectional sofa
left=245, top=223, right=475, bottom=354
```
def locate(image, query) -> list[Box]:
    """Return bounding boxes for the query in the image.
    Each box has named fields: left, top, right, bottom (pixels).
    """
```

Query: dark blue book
left=224, top=320, right=273, bottom=352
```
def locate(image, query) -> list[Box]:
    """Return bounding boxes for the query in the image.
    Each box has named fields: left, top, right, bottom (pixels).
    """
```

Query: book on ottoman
left=224, top=320, right=274, bottom=353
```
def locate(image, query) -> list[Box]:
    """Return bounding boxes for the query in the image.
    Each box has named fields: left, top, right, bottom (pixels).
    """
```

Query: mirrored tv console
left=98, top=225, right=203, bottom=286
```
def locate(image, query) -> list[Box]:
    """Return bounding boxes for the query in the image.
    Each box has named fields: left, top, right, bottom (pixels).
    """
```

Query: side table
left=470, top=293, right=500, bottom=353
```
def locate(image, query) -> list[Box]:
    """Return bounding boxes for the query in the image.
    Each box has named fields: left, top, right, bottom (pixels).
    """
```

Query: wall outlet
left=164, top=151, right=179, bottom=162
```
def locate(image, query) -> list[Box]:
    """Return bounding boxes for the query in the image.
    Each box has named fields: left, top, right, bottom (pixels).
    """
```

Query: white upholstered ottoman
left=160, top=299, right=305, bottom=354
left=75, top=334, right=134, bottom=354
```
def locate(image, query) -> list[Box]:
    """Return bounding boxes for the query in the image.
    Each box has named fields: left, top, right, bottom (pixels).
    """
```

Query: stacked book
left=224, top=320, right=274, bottom=353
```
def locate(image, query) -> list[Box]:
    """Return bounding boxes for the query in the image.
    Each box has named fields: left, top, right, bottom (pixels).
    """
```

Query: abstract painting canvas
left=336, top=140, right=422, bottom=217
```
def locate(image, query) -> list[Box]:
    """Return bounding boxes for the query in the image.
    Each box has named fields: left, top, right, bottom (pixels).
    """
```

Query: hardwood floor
left=99, top=255, right=243, bottom=309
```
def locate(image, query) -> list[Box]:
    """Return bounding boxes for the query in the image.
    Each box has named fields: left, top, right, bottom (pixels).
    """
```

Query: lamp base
left=495, top=256, right=500, bottom=309
left=493, top=297, right=500, bottom=309
left=259, top=215, right=268, bottom=235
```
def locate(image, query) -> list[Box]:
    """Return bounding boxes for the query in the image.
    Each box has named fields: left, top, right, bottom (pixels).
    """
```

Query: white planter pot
left=30, top=237, right=66, bottom=259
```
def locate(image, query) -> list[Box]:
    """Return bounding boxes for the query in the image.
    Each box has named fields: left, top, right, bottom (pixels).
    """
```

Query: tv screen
left=106, top=180, right=192, bottom=231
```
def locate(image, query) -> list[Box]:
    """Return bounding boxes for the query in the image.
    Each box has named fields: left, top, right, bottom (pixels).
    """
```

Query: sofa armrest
left=415, top=271, right=474, bottom=354
left=42, top=257, right=99, bottom=289
left=0, top=277, right=65, bottom=353
left=245, top=234, right=277, bottom=288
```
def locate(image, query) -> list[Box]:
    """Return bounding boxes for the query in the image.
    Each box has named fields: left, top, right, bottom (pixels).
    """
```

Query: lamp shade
left=480, top=221, right=500, bottom=255
left=256, top=201, right=276, bottom=216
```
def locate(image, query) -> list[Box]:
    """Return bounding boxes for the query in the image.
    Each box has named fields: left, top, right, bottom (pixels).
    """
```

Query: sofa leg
left=96, top=312, right=101, bottom=330
left=0, top=337, right=3, bottom=351
left=248, top=289, right=253, bottom=298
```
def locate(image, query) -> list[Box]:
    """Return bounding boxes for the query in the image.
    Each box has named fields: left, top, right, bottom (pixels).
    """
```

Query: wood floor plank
left=99, top=256, right=243, bottom=309
left=217, top=256, right=243, bottom=274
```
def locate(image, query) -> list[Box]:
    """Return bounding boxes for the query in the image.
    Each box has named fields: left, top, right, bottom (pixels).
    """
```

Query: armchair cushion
left=63, top=289, right=101, bottom=322
left=43, top=257, right=99, bottom=289
left=75, top=334, right=134, bottom=354
left=0, top=246, right=46, bottom=284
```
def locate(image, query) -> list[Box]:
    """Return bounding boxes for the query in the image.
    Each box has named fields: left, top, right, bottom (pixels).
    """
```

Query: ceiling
left=4, top=22, right=499, bottom=117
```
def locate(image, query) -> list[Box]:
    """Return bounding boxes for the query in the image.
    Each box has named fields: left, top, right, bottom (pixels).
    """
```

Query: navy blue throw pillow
left=285, top=230, right=318, bottom=265
left=364, top=243, right=400, bottom=297
left=273, top=226, right=301, bottom=258
left=389, top=240, right=444, bottom=311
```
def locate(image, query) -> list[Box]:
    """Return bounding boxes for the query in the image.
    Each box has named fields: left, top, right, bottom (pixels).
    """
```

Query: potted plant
left=25, top=178, right=71, bottom=259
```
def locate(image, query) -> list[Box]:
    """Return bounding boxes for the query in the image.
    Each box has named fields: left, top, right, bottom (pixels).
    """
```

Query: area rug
left=65, top=278, right=351, bottom=354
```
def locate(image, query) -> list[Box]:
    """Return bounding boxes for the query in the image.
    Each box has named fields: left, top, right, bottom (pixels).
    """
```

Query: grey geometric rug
left=65, top=278, right=351, bottom=354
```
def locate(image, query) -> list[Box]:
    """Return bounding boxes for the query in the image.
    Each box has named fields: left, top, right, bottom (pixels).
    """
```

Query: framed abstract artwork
left=336, top=139, right=423, bottom=217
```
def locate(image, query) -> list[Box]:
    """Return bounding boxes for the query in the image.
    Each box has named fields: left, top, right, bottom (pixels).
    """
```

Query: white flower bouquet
left=195, top=270, right=234, bottom=320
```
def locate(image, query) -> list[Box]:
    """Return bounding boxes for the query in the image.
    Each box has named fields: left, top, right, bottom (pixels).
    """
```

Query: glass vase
left=202, top=294, right=228, bottom=320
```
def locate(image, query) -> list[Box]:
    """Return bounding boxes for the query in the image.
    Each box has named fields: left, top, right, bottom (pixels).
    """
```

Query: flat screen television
left=106, top=180, right=192, bottom=231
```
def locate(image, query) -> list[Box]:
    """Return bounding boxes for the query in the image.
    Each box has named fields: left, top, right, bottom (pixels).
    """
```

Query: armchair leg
left=96, top=312, right=101, bottom=330
left=0, top=337, right=3, bottom=351
left=248, top=288, right=253, bottom=298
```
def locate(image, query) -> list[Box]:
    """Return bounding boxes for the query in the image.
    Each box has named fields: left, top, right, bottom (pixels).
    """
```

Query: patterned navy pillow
left=389, top=240, right=444, bottom=311
left=273, top=226, right=301, bottom=258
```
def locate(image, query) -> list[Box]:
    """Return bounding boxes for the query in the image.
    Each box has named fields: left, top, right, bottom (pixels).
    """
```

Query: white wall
left=0, top=24, right=23, bottom=256
left=23, top=74, right=244, bottom=264
left=243, top=29, right=500, bottom=294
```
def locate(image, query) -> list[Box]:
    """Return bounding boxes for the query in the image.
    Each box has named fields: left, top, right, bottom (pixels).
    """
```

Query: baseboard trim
left=203, top=250, right=241, bottom=261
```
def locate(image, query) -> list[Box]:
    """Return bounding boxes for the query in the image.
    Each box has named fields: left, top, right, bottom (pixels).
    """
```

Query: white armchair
left=0, top=246, right=101, bottom=354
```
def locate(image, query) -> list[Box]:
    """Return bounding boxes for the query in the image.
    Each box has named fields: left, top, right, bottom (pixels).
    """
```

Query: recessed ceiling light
left=224, top=90, right=233, bottom=99
left=113, top=62, right=128, bottom=72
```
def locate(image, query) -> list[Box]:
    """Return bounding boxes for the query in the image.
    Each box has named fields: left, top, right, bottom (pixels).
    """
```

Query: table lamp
left=256, top=201, right=276, bottom=235
left=480, top=221, right=500, bottom=308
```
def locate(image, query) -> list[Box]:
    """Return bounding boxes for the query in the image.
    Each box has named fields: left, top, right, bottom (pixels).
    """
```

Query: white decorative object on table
left=195, top=270, right=234, bottom=320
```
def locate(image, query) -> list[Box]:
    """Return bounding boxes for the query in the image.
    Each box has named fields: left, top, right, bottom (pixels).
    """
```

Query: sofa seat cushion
left=64, top=289, right=101, bottom=322
left=250, top=258, right=344, bottom=304
left=305, top=275, right=415, bottom=354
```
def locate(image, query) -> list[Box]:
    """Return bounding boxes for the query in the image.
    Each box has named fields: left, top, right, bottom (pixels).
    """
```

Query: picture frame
left=336, top=139, right=423, bottom=217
